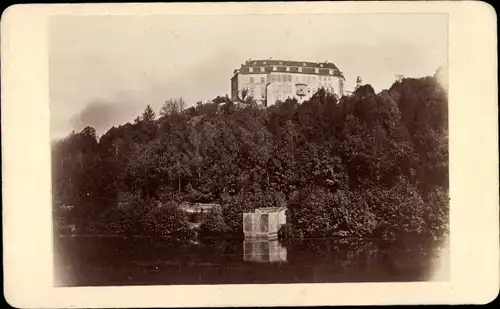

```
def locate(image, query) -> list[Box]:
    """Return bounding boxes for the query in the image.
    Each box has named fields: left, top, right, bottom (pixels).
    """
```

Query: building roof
left=233, top=59, right=344, bottom=78
left=244, top=59, right=339, bottom=70
left=254, top=207, right=287, bottom=214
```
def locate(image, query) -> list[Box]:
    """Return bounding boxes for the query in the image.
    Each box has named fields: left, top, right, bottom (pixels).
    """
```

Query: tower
left=355, top=76, right=362, bottom=90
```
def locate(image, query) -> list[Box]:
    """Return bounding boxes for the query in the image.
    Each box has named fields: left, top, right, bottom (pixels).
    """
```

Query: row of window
left=248, top=77, right=267, bottom=84
left=248, top=66, right=335, bottom=74
left=247, top=84, right=337, bottom=100
left=248, top=87, right=266, bottom=99
left=249, top=74, right=335, bottom=84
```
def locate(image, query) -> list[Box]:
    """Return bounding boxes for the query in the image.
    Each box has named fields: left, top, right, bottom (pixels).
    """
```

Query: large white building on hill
left=231, top=59, right=345, bottom=106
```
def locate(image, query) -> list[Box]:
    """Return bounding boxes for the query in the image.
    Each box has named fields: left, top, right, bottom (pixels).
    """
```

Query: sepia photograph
left=2, top=2, right=498, bottom=307
left=50, top=11, right=450, bottom=287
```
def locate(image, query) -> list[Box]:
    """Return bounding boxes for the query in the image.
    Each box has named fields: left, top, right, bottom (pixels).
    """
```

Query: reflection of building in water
left=243, top=240, right=287, bottom=263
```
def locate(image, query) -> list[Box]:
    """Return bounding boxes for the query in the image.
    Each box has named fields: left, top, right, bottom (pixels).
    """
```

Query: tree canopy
left=52, top=76, right=449, bottom=239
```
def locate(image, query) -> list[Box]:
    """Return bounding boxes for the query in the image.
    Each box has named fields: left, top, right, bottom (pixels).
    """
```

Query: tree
left=52, top=74, right=448, bottom=240
left=238, top=88, right=249, bottom=102
left=142, top=105, right=156, bottom=122
left=160, top=98, right=186, bottom=117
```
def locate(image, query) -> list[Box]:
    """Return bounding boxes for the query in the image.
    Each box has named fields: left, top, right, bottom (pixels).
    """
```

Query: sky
left=50, top=13, right=448, bottom=139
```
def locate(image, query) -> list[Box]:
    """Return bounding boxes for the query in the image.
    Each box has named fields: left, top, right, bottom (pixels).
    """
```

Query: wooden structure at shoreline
left=242, top=207, right=287, bottom=239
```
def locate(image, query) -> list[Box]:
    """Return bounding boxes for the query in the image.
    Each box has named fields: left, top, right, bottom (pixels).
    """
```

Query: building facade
left=231, top=59, right=345, bottom=106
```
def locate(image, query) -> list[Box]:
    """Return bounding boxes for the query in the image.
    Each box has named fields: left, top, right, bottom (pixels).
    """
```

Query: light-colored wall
left=243, top=211, right=282, bottom=238
left=265, top=72, right=344, bottom=106
left=236, top=73, right=267, bottom=102
left=233, top=71, right=344, bottom=106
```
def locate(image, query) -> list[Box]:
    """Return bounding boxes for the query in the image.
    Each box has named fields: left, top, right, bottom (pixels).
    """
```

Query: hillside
left=52, top=76, right=449, bottom=239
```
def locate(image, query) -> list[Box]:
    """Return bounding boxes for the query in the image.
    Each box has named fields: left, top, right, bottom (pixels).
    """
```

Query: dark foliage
left=52, top=77, right=448, bottom=238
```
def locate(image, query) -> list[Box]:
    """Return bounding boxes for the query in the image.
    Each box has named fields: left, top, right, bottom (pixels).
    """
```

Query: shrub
left=198, top=206, right=228, bottom=237
left=287, top=187, right=378, bottom=238
left=328, top=190, right=377, bottom=237
left=278, top=223, right=303, bottom=240
left=287, top=187, right=335, bottom=238
left=422, top=187, right=449, bottom=237
left=142, top=201, right=194, bottom=239
left=368, top=177, right=426, bottom=238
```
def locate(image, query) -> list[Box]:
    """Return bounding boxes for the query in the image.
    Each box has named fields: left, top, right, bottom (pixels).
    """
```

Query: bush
left=198, top=206, right=229, bottom=237
left=327, top=190, right=377, bottom=237
left=287, top=187, right=378, bottom=238
left=368, top=178, right=426, bottom=238
left=143, top=204, right=195, bottom=239
left=422, top=187, right=449, bottom=237
left=278, top=223, right=303, bottom=240
left=287, top=187, right=335, bottom=237
left=82, top=194, right=195, bottom=239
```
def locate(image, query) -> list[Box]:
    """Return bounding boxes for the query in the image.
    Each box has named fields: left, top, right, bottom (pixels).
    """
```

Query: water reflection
left=53, top=236, right=448, bottom=286
left=243, top=239, right=287, bottom=263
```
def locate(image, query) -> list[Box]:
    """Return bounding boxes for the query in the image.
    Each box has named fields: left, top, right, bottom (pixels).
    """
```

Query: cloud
left=69, top=98, right=138, bottom=136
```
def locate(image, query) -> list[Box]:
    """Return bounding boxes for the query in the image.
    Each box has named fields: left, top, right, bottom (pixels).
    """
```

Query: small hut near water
left=242, top=207, right=287, bottom=239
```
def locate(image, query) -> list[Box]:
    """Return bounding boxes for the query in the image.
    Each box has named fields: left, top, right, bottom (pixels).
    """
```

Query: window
left=260, top=67, right=265, bottom=72
left=249, top=67, right=254, bottom=73
left=312, top=76, right=316, bottom=81
left=288, top=75, right=292, bottom=82
left=261, top=88, right=265, bottom=99
left=307, top=76, right=311, bottom=83
left=277, top=75, right=281, bottom=82
left=249, top=77, right=254, bottom=83
left=296, top=76, right=299, bottom=82
left=261, top=77, right=265, bottom=83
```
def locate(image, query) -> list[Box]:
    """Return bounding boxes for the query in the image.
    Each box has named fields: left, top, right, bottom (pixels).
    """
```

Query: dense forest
left=52, top=75, right=449, bottom=240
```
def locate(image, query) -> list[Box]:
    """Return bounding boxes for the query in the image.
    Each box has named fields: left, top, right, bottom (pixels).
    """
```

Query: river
left=53, top=236, right=449, bottom=286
